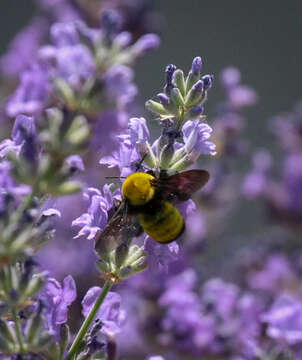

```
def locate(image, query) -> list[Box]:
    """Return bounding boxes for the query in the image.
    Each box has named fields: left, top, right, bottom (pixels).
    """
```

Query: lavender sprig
left=69, top=57, right=216, bottom=359
left=0, top=2, right=161, bottom=359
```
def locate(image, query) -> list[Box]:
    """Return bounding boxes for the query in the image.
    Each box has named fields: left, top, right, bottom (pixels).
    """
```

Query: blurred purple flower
left=242, top=150, right=271, bottom=199
left=6, top=64, right=51, bottom=117
left=93, top=110, right=128, bottom=155
left=82, top=286, right=126, bottom=337
left=184, top=210, right=207, bottom=246
left=221, top=67, right=241, bottom=88
left=56, top=45, right=95, bottom=90
left=50, top=22, right=80, bottom=47
left=263, top=295, right=302, bottom=345
left=40, top=26, right=96, bottom=92
left=201, top=278, right=239, bottom=320
left=228, top=85, right=258, bottom=108
left=159, top=269, right=216, bottom=352
left=103, top=65, right=137, bottom=108
left=247, top=254, right=296, bottom=295
left=0, top=18, right=47, bottom=77
left=221, top=67, right=258, bottom=109
left=40, top=275, right=76, bottom=339
left=236, top=293, right=264, bottom=350
left=132, top=33, right=160, bottom=57
left=65, top=155, right=85, bottom=173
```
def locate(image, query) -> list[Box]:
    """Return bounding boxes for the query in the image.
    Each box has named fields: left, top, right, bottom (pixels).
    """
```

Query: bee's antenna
left=137, top=153, right=147, bottom=170
left=105, top=176, right=126, bottom=179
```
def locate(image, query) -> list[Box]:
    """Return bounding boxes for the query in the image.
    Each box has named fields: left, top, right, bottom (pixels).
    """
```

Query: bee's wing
left=156, top=169, right=210, bottom=202
left=95, top=201, right=142, bottom=256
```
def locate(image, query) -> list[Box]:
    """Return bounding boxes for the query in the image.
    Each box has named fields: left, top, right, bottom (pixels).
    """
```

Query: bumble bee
left=95, top=169, right=210, bottom=255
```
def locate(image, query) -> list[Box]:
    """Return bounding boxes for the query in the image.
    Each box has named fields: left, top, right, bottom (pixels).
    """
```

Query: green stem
left=12, top=307, right=24, bottom=353
left=65, top=281, right=113, bottom=360
left=175, top=108, right=185, bottom=131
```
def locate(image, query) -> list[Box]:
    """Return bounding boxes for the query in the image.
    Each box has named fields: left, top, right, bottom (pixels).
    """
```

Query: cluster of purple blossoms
left=115, top=248, right=302, bottom=359
left=2, top=6, right=160, bottom=161
left=0, top=1, right=163, bottom=359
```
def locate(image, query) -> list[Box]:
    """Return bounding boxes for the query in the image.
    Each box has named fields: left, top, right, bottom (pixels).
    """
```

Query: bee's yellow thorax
left=122, top=172, right=155, bottom=206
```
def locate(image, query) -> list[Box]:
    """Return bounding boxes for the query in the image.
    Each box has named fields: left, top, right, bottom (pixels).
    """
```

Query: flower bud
left=172, top=69, right=186, bottom=96
left=192, top=56, right=202, bottom=75
left=157, top=93, right=177, bottom=114
left=157, top=93, right=170, bottom=105
left=185, top=80, right=204, bottom=107
left=185, top=57, right=203, bottom=92
left=145, top=100, right=169, bottom=116
left=67, top=116, right=90, bottom=148
left=202, top=74, right=214, bottom=91
left=164, top=64, right=176, bottom=95
left=170, top=88, right=184, bottom=107
left=187, top=105, right=204, bottom=119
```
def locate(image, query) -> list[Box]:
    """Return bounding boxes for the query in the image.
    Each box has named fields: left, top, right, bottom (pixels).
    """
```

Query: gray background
left=1, top=1, right=302, bottom=272
left=2, top=1, right=301, bottom=141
